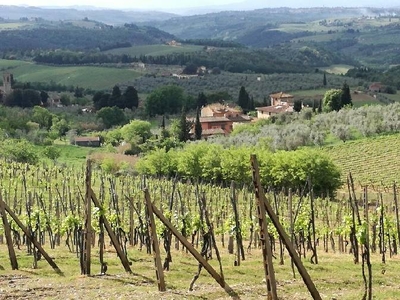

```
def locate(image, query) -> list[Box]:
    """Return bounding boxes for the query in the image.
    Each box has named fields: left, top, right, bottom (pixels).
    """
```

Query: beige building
left=256, top=92, right=294, bottom=119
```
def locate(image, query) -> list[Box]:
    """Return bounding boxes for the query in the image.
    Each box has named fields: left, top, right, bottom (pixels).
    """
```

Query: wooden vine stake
left=0, top=195, right=61, bottom=274
left=362, top=186, right=372, bottom=300
left=250, top=155, right=277, bottom=300
left=82, top=159, right=92, bottom=275
left=144, top=189, right=166, bottom=292
left=150, top=202, right=239, bottom=299
left=230, top=181, right=245, bottom=266
left=250, top=154, right=322, bottom=300
left=0, top=193, right=18, bottom=270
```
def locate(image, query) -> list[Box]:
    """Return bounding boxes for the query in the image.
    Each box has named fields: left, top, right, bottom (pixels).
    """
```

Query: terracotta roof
left=200, top=117, right=231, bottom=123
left=269, top=92, right=294, bottom=99
left=256, top=105, right=294, bottom=114
left=74, top=136, right=101, bottom=142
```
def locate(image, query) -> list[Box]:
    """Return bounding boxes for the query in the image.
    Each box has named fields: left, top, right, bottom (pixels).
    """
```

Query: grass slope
left=105, top=44, right=204, bottom=56
left=0, top=59, right=142, bottom=90
left=323, top=134, right=400, bottom=187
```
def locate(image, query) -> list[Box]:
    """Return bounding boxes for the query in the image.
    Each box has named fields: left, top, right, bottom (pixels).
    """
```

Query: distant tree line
left=93, top=85, right=139, bottom=111
left=0, top=25, right=174, bottom=51
left=179, top=38, right=245, bottom=48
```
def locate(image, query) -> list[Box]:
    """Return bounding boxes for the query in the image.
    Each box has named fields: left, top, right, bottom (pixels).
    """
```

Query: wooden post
left=151, top=202, right=239, bottom=299
left=230, top=181, right=245, bottom=266
left=0, top=194, right=18, bottom=270
left=144, top=189, right=166, bottom=292
left=250, top=156, right=278, bottom=300
left=1, top=199, right=61, bottom=274
left=83, top=159, right=92, bottom=275
left=90, top=190, right=132, bottom=273
left=393, top=184, right=400, bottom=250
left=250, top=154, right=322, bottom=300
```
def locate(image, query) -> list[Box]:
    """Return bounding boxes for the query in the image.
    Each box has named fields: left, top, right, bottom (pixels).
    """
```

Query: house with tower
left=0, top=73, right=13, bottom=98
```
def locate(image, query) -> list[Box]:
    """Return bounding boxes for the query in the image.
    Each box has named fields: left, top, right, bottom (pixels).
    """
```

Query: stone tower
left=3, top=73, right=13, bottom=94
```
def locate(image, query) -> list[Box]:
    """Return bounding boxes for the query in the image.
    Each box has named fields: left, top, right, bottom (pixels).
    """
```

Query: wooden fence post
left=250, top=154, right=322, bottom=300
left=0, top=194, right=18, bottom=270
left=144, top=189, right=166, bottom=292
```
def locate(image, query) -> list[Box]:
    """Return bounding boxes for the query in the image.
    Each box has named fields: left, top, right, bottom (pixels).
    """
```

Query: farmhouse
left=74, top=136, right=101, bottom=147
left=256, top=91, right=294, bottom=119
left=193, top=103, right=252, bottom=137
left=269, top=92, right=294, bottom=106
left=369, top=82, right=382, bottom=93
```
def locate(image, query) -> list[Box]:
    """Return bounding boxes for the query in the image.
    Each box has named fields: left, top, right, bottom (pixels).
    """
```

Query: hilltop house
left=192, top=103, right=252, bottom=137
left=256, top=92, right=294, bottom=119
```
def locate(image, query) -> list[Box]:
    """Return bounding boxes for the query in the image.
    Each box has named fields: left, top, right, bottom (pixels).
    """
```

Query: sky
left=0, top=0, right=241, bottom=10
left=0, top=0, right=397, bottom=11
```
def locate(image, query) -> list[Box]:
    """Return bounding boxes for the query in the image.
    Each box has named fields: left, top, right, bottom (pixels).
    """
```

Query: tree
left=293, top=100, right=302, bottom=112
left=197, top=92, right=207, bottom=108
left=4, top=89, right=41, bottom=108
left=182, top=63, right=198, bottom=75
left=323, top=72, right=327, bottom=86
left=43, top=146, right=61, bottom=160
left=323, top=89, right=342, bottom=112
left=74, top=86, right=84, bottom=98
left=121, top=120, right=152, bottom=144
left=32, top=106, right=54, bottom=130
left=178, top=107, right=191, bottom=142
left=60, top=93, right=71, bottom=106
left=341, top=83, right=352, bottom=107
left=123, top=86, right=139, bottom=109
left=207, top=91, right=231, bottom=103
left=40, top=91, right=49, bottom=106
left=110, top=85, right=122, bottom=107
left=145, top=85, right=186, bottom=117
left=194, top=108, right=202, bottom=140
left=50, top=118, right=70, bottom=139
left=93, top=91, right=110, bottom=111
left=237, top=86, right=250, bottom=111
left=96, top=106, right=126, bottom=129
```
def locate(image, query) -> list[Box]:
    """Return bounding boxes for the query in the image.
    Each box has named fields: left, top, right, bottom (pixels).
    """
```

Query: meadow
left=0, top=59, right=142, bottom=90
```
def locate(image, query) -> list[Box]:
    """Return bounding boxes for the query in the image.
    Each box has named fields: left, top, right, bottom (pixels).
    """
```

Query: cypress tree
left=238, top=86, right=250, bottom=110
left=341, top=82, right=352, bottom=107
left=178, top=107, right=191, bottom=142
left=323, top=73, right=327, bottom=86
left=194, top=108, right=202, bottom=140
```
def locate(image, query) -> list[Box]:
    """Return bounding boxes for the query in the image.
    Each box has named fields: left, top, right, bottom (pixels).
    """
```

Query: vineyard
left=323, top=134, right=400, bottom=188
left=1, top=156, right=400, bottom=299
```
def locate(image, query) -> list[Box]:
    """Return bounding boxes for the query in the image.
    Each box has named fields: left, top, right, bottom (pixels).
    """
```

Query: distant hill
left=0, top=5, right=177, bottom=24
left=0, top=22, right=175, bottom=51
left=147, top=7, right=400, bottom=43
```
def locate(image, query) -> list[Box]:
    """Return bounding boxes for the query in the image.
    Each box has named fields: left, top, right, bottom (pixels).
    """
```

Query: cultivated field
left=0, top=59, right=142, bottom=90
left=105, top=44, right=204, bottom=56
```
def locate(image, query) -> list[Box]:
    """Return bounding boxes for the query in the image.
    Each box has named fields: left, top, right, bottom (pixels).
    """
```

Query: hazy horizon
left=0, top=0, right=399, bottom=13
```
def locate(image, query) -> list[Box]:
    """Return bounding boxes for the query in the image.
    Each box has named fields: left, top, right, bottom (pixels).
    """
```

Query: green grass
left=0, top=22, right=28, bottom=30
left=1, top=235, right=400, bottom=299
left=105, top=44, right=204, bottom=56
left=0, top=59, right=142, bottom=90
left=37, top=143, right=107, bottom=167
left=383, top=93, right=400, bottom=102
left=323, top=133, right=400, bottom=186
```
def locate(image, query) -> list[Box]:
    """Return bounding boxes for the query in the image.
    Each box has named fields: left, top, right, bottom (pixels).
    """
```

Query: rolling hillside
left=323, top=134, right=400, bottom=187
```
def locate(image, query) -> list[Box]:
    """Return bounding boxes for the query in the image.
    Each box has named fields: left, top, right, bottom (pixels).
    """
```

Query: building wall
left=257, top=111, right=271, bottom=119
